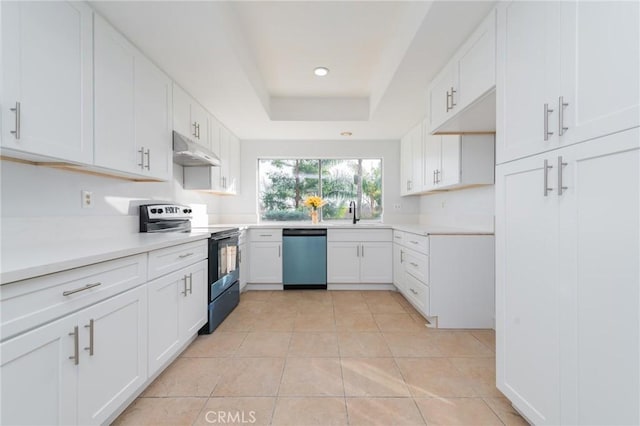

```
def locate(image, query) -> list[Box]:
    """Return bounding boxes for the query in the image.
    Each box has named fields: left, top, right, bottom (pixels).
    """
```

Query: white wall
left=216, top=139, right=420, bottom=224
left=0, top=160, right=220, bottom=241
left=418, top=185, right=494, bottom=232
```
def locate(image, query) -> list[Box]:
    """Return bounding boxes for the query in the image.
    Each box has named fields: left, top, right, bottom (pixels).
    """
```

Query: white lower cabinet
left=248, top=229, right=282, bottom=284
left=327, top=230, right=392, bottom=284
left=0, top=286, right=147, bottom=426
left=393, top=230, right=494, bottom=329
left=496, top=127, right=639, bottom=425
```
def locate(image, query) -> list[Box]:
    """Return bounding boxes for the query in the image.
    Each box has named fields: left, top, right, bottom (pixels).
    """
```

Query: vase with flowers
left=303, top=195, right=326, bottom=224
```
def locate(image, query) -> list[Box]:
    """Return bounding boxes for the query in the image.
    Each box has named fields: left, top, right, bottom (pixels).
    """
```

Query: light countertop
left=1, top=232, right=211, bottom=285
left=202, top=222, right=492, bottom=235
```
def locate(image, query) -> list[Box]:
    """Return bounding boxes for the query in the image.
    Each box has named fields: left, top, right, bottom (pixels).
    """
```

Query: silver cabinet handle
left=433, top=170, right=436, bottom=185
left=84, top=319, right=94, bottom=356
left=410, top=262, right=418, bottom=267
left=144, top=149, right=150, bottom=170
left=260, top=234, right=273, bottom=237
left=192, top=122, right=198, bottom=138
left=558, top=156, right=568, bottom=196
left=410, top=240, right=419, bottom=245
left=63, top=282, right=102, bottom=296
left=356, top=245, right=360, bottom=257
left=446, top=89, right=452, bottom=112
left=558, top=96, right=569, bottom=136
left=196, top=123, right=201, bottom=139
left=400, top=250, right=404, bottom=263
left=361, top=244, right=365, bottom=257
left=10, top=102, right=20, bottom=139
left=178, top=252, right=194, bottom=259
left=544, top=103, right=554, bottom=141
left=188, top=273, right=193, bottom=295
left=450, top=87, right=457, bottom=109
left=543, top=159, right=554, bottom=196
left=278, top=244, right=281, bottom=258
left=69, top=326, right=79, bottom=365
left=138, top=147, right=144, bottom=169
left=410, top=288, right=418, bottom=295
left=181, top=275, right=188, bottom=296
left=436, top=170, right=441, bottom=184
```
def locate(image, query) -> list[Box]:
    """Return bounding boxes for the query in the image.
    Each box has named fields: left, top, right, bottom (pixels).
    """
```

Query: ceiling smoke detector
left=314, top=67, right=329, bottom=77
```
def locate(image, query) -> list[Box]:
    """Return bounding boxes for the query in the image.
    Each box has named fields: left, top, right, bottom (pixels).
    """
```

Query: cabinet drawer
left=328, top=229, right=392, bottom=242
left=1, top=254, right=147, bottom=341
left=403, top=248, right=429, bottom=284
left=148, top=240, right=207, bottom=281
left=404, top=273, right=430, bottom=316
left=403, top=233, right=429, bottom=254
left=249, top=228, right=282, bottom=242
left=393, top=230, right=405, bottom=244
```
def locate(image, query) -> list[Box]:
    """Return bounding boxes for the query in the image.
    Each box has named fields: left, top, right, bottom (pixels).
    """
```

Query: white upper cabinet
left=94, top=15, right=172, bottom=181
left=422, top=134, right=495, bottom=192
left=173, top=84, right=209, bottom=148
left=1, top=1, right=93, bottom=163
left=429, top=9, right=496, bottom=134
left=400, top=120, right=426, bottom=195
left=497, top=0, right=639, bottom=164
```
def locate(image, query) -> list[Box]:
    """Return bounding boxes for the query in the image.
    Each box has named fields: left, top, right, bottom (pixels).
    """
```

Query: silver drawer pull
left=84, top=319, right=94, bottom=356
left=410, top=288, right=418, bottom=295
left=410, top=240, right=419, bottom=245
left=69, top=326, right=79, bottom=365
left=182, top=275, right=188, bottom=296
left=410, top=262, right=418, bottom=267
left=259, top=234, right=273, bottom=237
left=63, top=282, right=102, bottom=296
left=394, top=235, right=402, bottom=239
left=178, top=252, right=194, bottom=259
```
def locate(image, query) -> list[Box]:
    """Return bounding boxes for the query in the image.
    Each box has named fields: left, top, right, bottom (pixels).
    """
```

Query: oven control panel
left=142, top=204, right=192, bottom=220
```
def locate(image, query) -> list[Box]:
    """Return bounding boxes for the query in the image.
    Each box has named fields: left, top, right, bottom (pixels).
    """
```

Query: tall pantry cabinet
left=495, top=1, right=639, bottom=425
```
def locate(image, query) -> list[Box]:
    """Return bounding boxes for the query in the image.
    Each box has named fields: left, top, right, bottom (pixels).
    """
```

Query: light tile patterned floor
left=114, top=290, right=527, bottom=426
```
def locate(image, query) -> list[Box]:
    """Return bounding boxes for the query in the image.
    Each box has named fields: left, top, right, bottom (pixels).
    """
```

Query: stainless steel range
left=139, top=204, right=240, bottom=334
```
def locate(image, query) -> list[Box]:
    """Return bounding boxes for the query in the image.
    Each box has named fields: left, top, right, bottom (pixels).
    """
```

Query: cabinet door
left=392, top=244, right=404, bottom=292
left=180, top=260, right=208, bottom=339
left=495, top=154, right=560, bottom=425
left=209, top=116, right=224, bottom=192
left=227, top=133, right=241, bottom=194
left=359, top=242, right=393, bottom=283
left=0, top=315, right=77, bottom=426
left=429, top=63, right=456, bottom=132
left=249, top=242, right=282, bottom=283
left=560, top=1, right=639, bottom=147
left=410, top=122, right=424, bottom=194
left=496, top=1, right=562, bottom=164
left=239, top=242, right=248, bottom=291
left=457, top=10, right=496, bottom=109
left=558, top=129, right=639, bottom=425
left=423, top=134, right=441, bottom=191
left=219, top=127, right=231, bottom=191
left=400, top=132, right=413, bottom=195
left=1, top=1, right=93, bottom=163
left=327, top=242, right=360, bottom=283
left=94, top=15, right=137, bottom=174
left=439, top=135, right=461, bottom=188
left=76, top=286, right=147, bottom=425
left=173, top=84, right=193, bottom=137
left=147, top=273, right=181, bottom=374
left=135, top=55, right=173, bottom=181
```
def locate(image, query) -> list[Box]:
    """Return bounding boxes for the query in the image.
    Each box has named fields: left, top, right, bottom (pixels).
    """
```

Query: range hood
left=172, top=131, right=220, bottom=167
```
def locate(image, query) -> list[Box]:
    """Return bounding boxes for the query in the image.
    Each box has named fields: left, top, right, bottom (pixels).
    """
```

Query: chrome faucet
left=348, top=201, right=360, bottom=225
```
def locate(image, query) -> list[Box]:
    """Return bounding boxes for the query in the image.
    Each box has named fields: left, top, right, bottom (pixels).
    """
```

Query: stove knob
left=157, top=209, right=163, bottom=214
left=150, top=208, right=157, bottom=214
left=187, top=209, right=192, bottom=213
left=183, top=209, right=188, bottom=213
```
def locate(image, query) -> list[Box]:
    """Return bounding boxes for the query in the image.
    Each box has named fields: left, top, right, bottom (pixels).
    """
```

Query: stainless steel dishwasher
left=282, top=228, right=327, bottom=290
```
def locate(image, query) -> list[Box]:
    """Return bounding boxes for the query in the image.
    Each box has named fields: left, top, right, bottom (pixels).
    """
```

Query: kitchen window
left=258, top=159, right=382, bottom=222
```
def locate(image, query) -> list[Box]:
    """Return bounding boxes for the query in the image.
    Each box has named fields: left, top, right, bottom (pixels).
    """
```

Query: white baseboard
left=245, top=283, right=284, bottom=291
left=327, top=283, right=396, bottom=291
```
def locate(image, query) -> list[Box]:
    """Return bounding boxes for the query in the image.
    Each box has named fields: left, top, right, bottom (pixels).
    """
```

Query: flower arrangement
left=303, top=195, right=326, bottom=211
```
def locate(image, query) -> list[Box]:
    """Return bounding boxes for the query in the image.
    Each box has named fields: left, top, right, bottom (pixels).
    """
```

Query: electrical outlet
left=81, top=190, right=93, bottom=208
left=393, top=203, right=401, bottom=210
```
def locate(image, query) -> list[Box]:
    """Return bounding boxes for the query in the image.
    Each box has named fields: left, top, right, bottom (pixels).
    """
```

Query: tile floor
left=114, top=290, right=527, bottom=426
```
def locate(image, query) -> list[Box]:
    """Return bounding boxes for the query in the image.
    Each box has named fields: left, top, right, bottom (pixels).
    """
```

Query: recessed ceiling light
left=340, top=131, right=352, bottom=137
left=314, top=67, right=329, bottom=77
